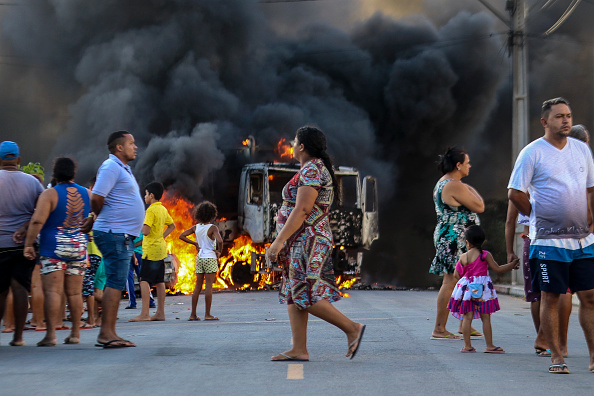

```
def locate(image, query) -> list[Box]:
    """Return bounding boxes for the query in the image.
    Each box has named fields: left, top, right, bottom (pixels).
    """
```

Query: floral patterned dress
left=430, top=178, right=480, bottom=276
left=447, top=250, right=500, bottom=319
left=276, top=159, right=341, bottom=309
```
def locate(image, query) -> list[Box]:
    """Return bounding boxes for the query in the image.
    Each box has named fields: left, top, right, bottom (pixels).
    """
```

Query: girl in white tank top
left=178, top=201, right=223, bottom=321
left=194, top=223, right=217, bottom=259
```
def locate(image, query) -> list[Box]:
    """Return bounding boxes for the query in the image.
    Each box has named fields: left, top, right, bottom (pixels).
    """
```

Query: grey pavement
left=1, top=290, right=592, bottom=395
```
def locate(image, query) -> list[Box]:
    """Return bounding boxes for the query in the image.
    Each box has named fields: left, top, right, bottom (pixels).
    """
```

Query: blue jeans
left=126, top=252, right=154, bottom=307
left=93, top=230, right=134, bottom=291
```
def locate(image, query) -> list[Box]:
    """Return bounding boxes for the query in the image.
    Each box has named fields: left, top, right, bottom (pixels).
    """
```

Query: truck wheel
left=231, top=261, right=253, bottom=287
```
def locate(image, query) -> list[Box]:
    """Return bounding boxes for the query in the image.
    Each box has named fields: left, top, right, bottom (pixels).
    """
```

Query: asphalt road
left=1, top=290, right=592, bottom=395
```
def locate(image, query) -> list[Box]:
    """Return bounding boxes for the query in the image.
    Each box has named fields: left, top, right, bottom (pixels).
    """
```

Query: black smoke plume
left=2, top=0, right=590, bottom=286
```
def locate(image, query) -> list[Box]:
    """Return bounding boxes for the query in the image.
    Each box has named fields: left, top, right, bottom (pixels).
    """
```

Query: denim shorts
left=93, top=230, right=135, bottom=291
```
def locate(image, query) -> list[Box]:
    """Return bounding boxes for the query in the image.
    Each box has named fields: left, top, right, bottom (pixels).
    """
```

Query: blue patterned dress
left=430, top=179, right=480, bottom=276
left=276, top=159, right=341, bottom=309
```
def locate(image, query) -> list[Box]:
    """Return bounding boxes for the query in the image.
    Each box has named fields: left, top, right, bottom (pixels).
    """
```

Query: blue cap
left=0, top=141, right=20, bottom=160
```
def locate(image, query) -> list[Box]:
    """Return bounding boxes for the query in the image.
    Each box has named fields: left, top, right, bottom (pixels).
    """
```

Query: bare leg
left=531, top=300, right=541, bottom=332
left=97, top=286, right=130, bottom=344
left=531, top=300, right=548, bottom=351
left=190, top=274, right=204, bottom=320
left=10, top=279, right=29, bottom=346
left=129, top=281, right=152, bottom=322
left=94, top=288, right=103, bottom=327
left=2, top=289, right=14, bottom=332
left=306, top=299, right=364, bottom=357
left=558, top=293, right=572, bottom=357
left=150, top=283, right=166, bottom=321
left=30, top=265, right=45, bottom=329
left=576, top=289, right=594, bottom=371
left=540, top=291, right=564, bottom=370
left=38, top=271, right=65, bottom=346
left=480, top=313, right=498, bottom=350
left=271, top=303, right=309, bottom=361
left=204, top=273, right=216, bottom=319
left=63, top=274, right=83, bottom=344
left=461, top=312, right=474, bottom=351
left=85, top=296, right=96, bottom=326
left=433, top=273, right=459, bottom=338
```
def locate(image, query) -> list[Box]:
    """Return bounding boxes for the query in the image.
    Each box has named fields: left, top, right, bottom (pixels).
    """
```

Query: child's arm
left=163, top=223, right=175, bottom=239
left=453, top=255, right=466, bottom=280
left=179, top=226, right=198, bottom=247
left=142, top=224, right=151, bottom=236
left=208, top=225, right=224, bottom=258
left=485, top=251, right=520, bottom=274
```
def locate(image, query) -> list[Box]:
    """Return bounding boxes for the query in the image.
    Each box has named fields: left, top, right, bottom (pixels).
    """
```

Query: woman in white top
left=179, top=201, right=223, bottom=321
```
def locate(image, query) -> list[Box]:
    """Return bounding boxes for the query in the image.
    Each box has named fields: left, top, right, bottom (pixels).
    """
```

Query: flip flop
left=461, top=347, right=476, bottom=353
left=102, top=339, right=136, bottom=348
left=271, top=352, right=309, bottom=362
left=431, top=333, right=462, bottom=340
left=80, top=323, right=95, bottom=329
left=549, top=363, right=570, bottom=374
left=536, top=348, right=551, bottom=357
left=204, top=317, right=219, bottom=321
left=188, top=317, right=201, bottom=321
left=484, top=346, right=505, bottom=354
left=55, top=325, right=70, bottom=331
left=348, top=324, right=366, bottom=360
left=459, top=330, right=483, bottom=338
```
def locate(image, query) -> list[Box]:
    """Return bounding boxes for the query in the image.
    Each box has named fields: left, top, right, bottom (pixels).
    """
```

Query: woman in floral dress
left=430, top=147, right=484, bottom=340
left=267, top=126, right=365, bottom=361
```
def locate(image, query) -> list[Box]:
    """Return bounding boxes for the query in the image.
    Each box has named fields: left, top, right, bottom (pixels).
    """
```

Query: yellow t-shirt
left=87, top=231, right=102, bottom=257
left=142, top=202, right=173, bottom=261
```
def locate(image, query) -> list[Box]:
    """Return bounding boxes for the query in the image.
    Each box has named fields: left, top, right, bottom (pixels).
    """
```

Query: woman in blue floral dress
left=430, top=147, right=484, bottom=340
left=267, top=126, right=365, bottom=361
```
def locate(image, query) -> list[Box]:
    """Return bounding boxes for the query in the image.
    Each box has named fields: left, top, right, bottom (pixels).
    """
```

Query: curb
left=494, top=284, right=580, bottom=306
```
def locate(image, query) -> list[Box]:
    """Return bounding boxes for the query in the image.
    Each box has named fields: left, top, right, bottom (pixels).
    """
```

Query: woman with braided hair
left=267, top=126, right=365, bottom=361
left=430, top=146, right=485, bottom=340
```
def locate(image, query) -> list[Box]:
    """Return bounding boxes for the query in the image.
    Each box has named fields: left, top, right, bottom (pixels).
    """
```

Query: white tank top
left=194, top=223, right=217, bottom=258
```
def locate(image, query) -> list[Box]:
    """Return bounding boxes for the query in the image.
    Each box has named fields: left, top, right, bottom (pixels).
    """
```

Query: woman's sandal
left=549, top=363, right=570, bottom=374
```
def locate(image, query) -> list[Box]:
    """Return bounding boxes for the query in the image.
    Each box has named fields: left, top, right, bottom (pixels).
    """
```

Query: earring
left=457, top=167, right=460, bottom=171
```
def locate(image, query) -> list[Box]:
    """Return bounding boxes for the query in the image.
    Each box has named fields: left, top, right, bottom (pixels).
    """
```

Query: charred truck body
left=214, top=153, right=379, bottom=283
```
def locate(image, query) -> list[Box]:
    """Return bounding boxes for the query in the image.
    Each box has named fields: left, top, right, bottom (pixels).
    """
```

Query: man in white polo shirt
left=508, top=97, right=594, bottom=374
left=83, top=131, right=144, bottom=348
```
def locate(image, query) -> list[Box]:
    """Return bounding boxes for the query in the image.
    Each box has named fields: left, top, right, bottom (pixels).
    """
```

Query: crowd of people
left=7, top=97, right=594, bottom=370
left=432, top=97, right=594, bottom=375
left=0, top=126, right=366, bottom=360
left=0, top=132, right=212, bottom=348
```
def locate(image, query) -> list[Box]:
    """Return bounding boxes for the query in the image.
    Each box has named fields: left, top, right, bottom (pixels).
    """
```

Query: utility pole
left=479, top=0, right=528, bottom=286
left=509, top=0, right=529, bottom=165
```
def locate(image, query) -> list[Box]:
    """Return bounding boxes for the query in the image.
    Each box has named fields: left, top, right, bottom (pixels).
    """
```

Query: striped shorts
left=195, top=257, right=219, bottom=274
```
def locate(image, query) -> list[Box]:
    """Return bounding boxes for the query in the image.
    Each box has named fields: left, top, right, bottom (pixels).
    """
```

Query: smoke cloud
left=2, top=0, right=591, bottom=286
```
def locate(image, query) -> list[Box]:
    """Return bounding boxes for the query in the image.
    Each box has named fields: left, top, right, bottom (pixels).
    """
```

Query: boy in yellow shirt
left=129, top=182, right=174, bottom=322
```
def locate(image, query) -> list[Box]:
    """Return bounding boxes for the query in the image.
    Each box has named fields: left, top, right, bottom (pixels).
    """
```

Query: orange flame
left=161, top=193, right=281, bottom=293
left=275, top=138, right=293, bottom=160
left=242, top=139, right=250, bottom=146
left=162, top=192, right=357, bottom=294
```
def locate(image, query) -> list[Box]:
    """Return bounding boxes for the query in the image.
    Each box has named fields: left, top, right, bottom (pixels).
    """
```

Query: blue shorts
left=93, top=230, right=135, bottom=291
left=529, top=236, right=594, bottom=294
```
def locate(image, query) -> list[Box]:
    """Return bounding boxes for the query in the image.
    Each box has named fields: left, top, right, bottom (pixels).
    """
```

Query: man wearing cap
left=0, top=141, right=44, bottom=346
left=81, top=131, right=144, bottom=348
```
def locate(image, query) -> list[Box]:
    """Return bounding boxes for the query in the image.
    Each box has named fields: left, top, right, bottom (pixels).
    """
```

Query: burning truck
left=162, top=137, right=379, bottom=293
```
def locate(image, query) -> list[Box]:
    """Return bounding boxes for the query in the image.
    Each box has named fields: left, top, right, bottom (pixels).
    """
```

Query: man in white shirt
left=508, top=97, right=594, bottom=374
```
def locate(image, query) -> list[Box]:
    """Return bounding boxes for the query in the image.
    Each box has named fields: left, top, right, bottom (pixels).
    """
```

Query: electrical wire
left=543, top=0, right=582, bottom=36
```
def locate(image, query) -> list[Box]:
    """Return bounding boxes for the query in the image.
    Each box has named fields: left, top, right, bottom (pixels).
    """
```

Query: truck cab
left=235, top=162, right=378, bottom=276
